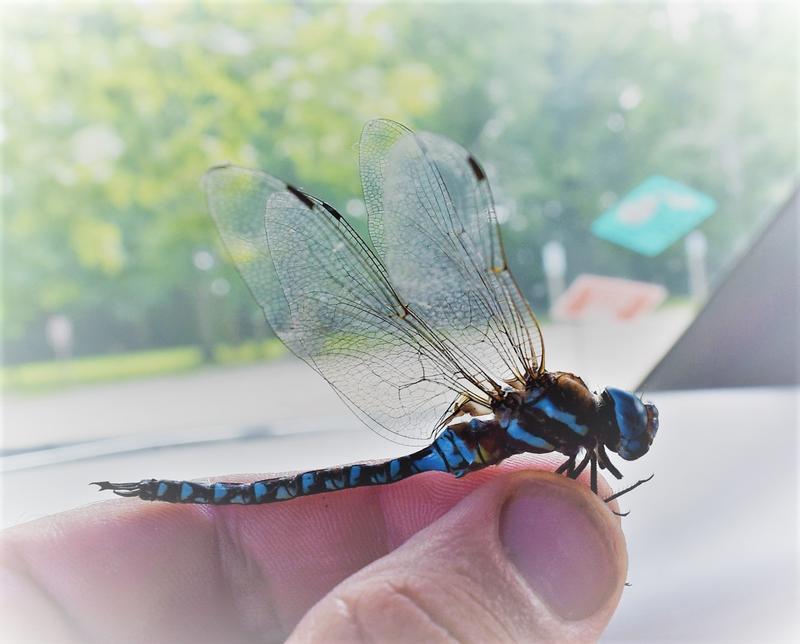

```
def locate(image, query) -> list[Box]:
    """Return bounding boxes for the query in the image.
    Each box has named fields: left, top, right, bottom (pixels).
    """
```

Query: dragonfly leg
left=597, top=444, right=623, bottom=480
left=604, top=474, right=655, bottom=505
left=555, top=456, right=575, bottom=475
left=439, top=397, right=492, bottom=428
left=555, top=450, right=636, bottom=504
left=567, top=450, right=592, bottom=480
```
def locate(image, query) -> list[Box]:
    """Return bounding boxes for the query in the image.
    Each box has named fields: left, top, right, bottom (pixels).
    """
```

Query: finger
left=289, top=470, right=627, bottom=643
left=0, top=455, right=618, bottom=642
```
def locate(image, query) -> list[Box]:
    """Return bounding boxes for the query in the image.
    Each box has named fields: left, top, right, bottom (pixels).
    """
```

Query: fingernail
left=500, top=478, right=621, bottom=621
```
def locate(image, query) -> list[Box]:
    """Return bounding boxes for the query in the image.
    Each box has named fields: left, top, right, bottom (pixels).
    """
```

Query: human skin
left=0, top=455, right=627, bottom=643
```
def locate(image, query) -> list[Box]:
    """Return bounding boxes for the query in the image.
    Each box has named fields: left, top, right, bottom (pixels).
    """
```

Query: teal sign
left=591, top=175, right=717, bottom=256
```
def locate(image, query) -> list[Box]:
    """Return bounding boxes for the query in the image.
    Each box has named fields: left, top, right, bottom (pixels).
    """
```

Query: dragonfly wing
left=359, top=119, right=544, bottom=385
left=417, top=129, right=546, bottom=378
left=202, top=166, right=294, bottom=344
left=204, top=165, right=487, bottom=445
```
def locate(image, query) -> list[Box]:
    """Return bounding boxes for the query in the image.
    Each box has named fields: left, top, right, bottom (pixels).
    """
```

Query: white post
left=542, top=240, right=567, bottom=316
left=685, top=230, right=708, bottom=302
left=45, top=314, right=74, bottom=360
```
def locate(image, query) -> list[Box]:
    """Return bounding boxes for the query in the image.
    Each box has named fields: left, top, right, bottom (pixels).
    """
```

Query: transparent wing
left=359, top=119, right=544, bottom=387
left=203, top=165, right=492, bottom=445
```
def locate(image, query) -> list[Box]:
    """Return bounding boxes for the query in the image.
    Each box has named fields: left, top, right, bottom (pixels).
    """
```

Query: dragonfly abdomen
left=92, top=424, right=503, bottom=505
left=94, top=461, right=415, bottom=505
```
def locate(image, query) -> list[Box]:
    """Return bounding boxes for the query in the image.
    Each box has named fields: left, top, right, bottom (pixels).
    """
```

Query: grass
left=3, top=296, right=694, bottom=394
left=1, top=338, right=287, bottom=394
left=213, top=338, right=287, bottom=365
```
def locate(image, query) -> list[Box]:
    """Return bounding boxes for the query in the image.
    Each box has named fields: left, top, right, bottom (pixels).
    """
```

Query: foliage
left=2, top=2, right=796, bottom=364
left=1, top=337, right=287, bottom=392
left=1, top=346, right=203, bottom=391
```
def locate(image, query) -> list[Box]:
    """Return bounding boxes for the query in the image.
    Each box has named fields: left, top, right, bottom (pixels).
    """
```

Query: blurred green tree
left=1, top=2, right=796, bottom=363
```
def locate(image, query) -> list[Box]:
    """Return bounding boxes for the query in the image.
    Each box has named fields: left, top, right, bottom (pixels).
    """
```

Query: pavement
left=3, top=308, right=694, bottom=452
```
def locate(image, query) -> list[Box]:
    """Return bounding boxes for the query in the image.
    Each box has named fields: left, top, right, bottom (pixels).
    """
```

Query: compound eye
left=605, top=388, right=652, bottom=461
left=645, top=402, right=659, bottom=435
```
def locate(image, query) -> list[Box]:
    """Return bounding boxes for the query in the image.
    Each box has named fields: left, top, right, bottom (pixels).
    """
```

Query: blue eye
left=605, top=388, right=658, bottom=461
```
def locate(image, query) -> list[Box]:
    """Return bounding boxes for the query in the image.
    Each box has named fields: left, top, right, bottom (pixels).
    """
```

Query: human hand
left=1, top=456, right=627, bottom=643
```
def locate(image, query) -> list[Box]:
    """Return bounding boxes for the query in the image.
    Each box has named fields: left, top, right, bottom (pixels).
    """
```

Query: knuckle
left=336, top=572, right=512, bottom=643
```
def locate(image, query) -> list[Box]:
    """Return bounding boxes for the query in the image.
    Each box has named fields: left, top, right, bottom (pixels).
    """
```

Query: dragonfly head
left=602, top=388, right=659, bottom=461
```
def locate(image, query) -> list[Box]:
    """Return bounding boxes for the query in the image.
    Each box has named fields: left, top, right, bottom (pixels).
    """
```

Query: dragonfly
left=94, top=119, right=658, bottom=507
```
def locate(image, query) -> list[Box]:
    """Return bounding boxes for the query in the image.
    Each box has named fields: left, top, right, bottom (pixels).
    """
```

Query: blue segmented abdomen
left=112, top=427, right=484, bottom=505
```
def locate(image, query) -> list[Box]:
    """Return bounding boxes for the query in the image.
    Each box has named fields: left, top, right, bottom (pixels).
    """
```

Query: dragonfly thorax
left=493, top=371, right=603, bottom=456
left=489, top=372, right=659, bottom=467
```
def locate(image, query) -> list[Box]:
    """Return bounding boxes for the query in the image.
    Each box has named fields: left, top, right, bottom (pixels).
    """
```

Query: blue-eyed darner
left=94, top=120, right=658, bottom=506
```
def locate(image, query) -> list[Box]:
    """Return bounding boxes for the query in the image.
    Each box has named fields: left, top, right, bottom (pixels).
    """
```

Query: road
left=3, top=308, right=693, bottom=452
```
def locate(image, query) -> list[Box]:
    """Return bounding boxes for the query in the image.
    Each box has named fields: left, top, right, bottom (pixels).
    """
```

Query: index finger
left=1, top=455, right=608, bottom=642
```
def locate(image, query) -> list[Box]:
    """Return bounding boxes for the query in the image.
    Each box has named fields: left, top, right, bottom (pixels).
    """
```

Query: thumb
left=288, top=470, right=627, bottom=643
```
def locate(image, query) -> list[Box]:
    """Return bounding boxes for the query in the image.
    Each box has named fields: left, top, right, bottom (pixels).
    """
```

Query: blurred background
left=1, top=1, right=798, bottom=640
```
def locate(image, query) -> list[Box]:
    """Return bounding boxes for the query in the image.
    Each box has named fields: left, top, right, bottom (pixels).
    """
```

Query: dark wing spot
left=467, top=156, right=487, bottom=182
left=206, top=162, right=233, bottom=172
left=320, top=201, right=343, bottom=220
left=286, top=184, right=315, bottom=209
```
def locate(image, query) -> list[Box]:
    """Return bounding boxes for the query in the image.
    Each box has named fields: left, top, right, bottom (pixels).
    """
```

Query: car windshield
left=2, top=2, right=796, bottom=455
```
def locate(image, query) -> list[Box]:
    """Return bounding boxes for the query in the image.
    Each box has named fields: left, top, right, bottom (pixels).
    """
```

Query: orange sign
left=552, top=274, right=667, bottom=322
